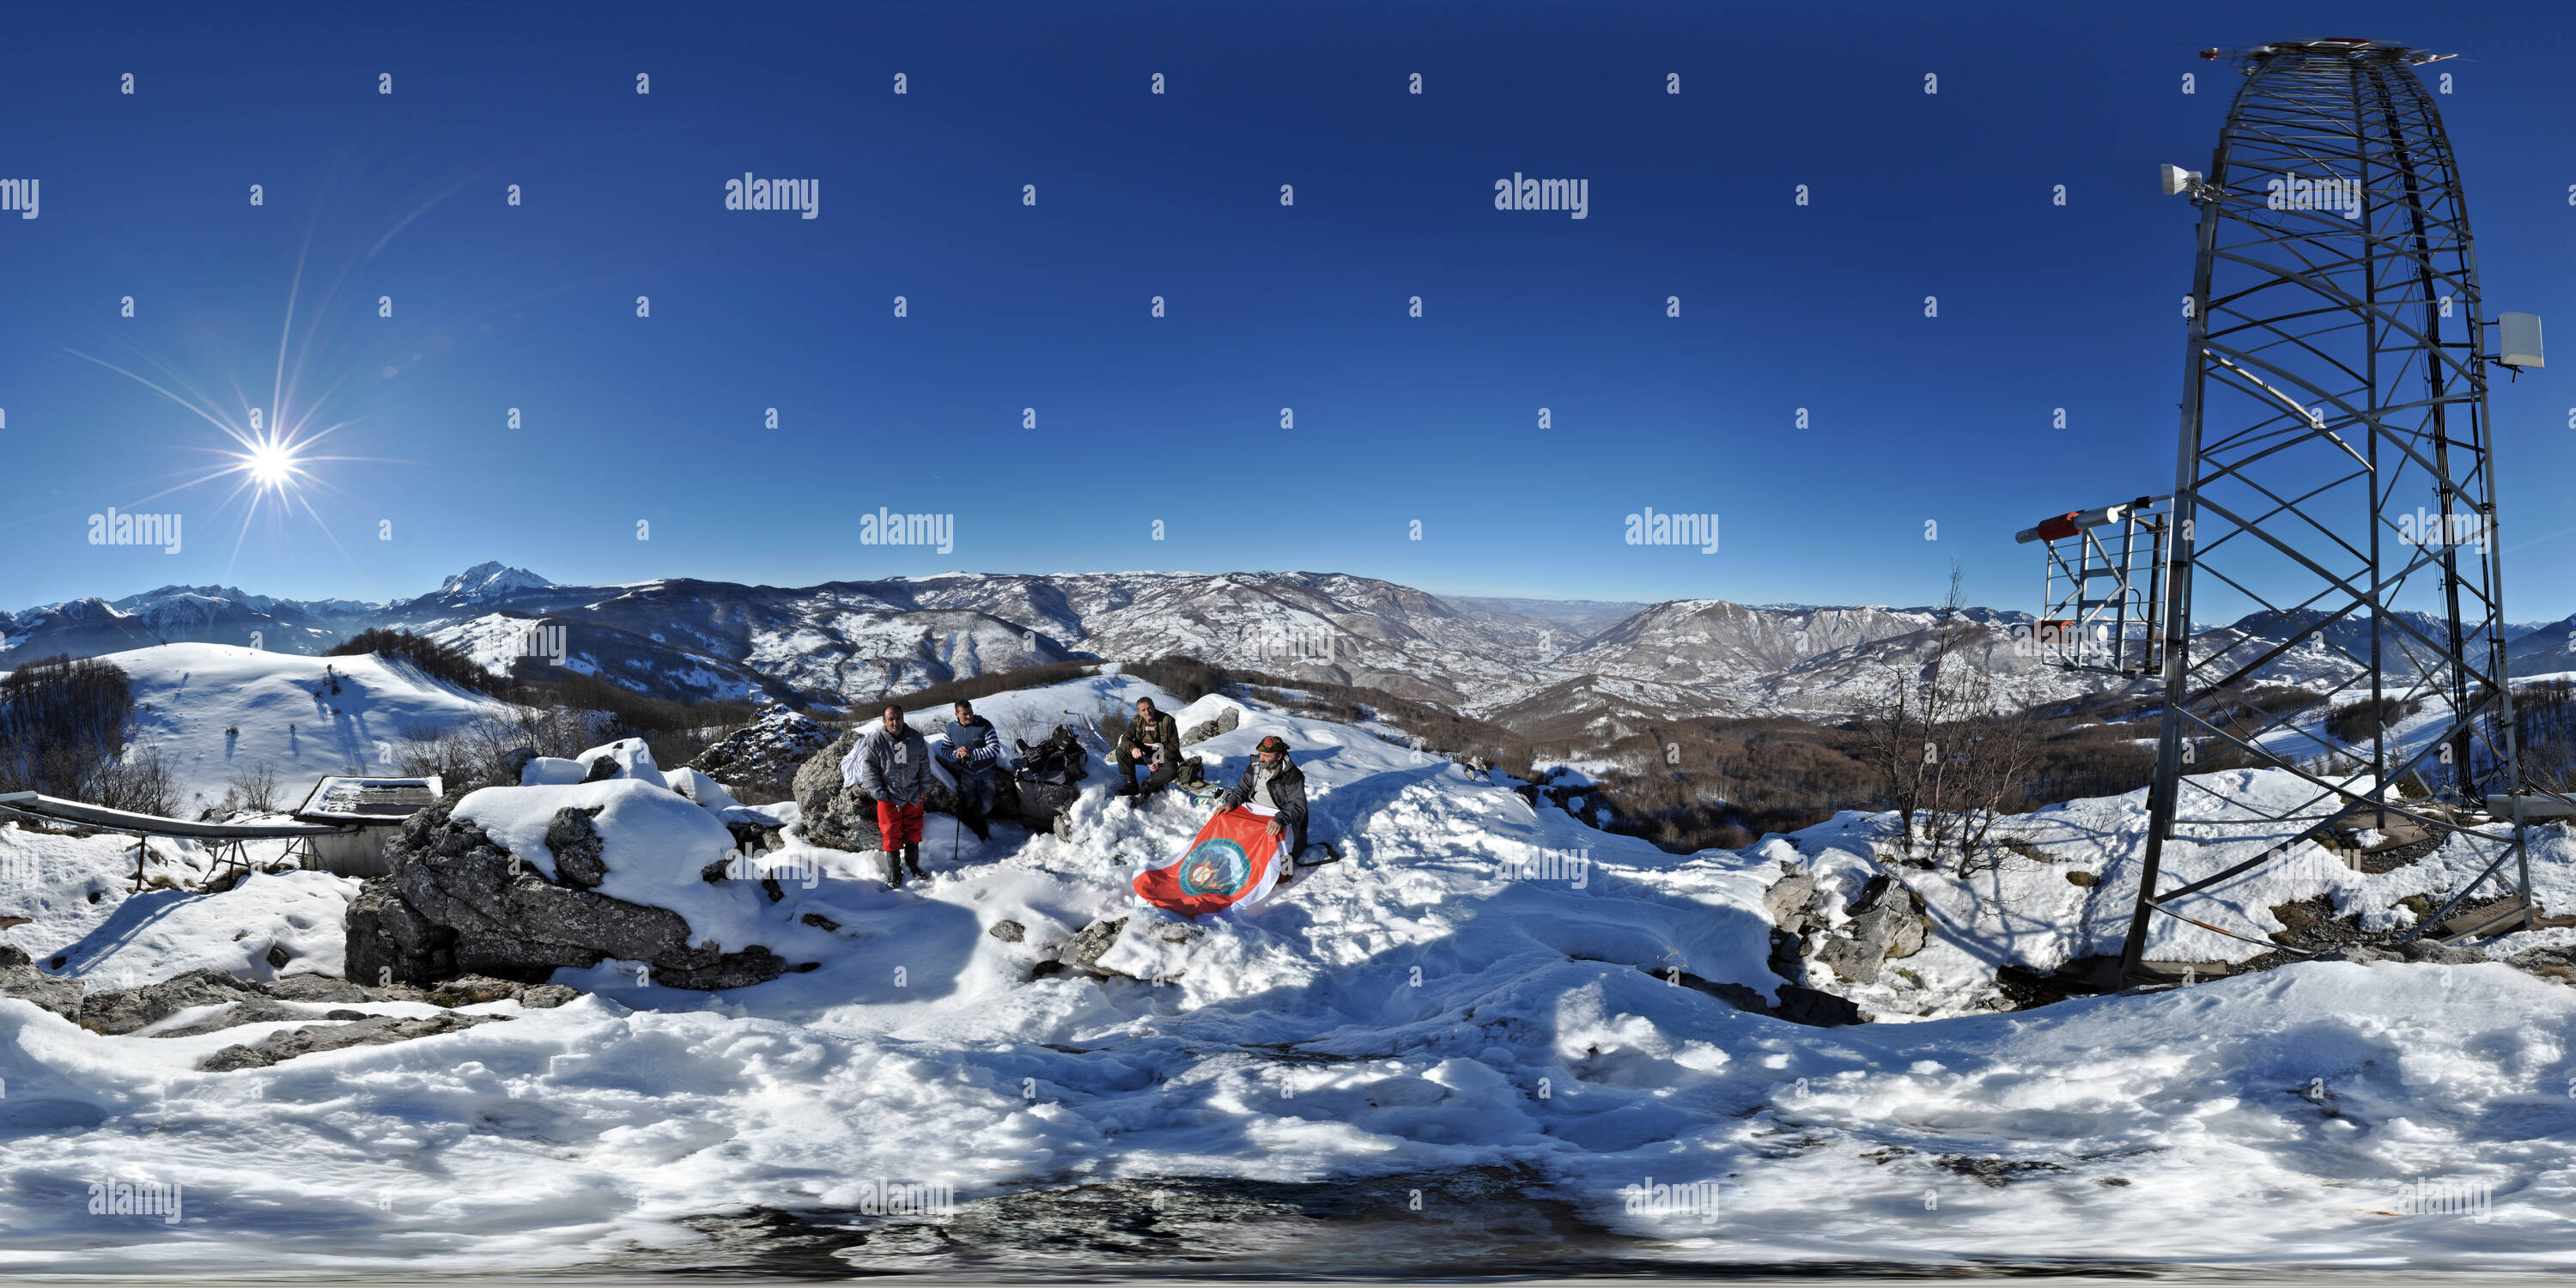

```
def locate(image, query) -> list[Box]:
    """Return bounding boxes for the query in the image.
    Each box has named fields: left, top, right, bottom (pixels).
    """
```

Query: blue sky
left=3, top=0, right=2572, bottom=617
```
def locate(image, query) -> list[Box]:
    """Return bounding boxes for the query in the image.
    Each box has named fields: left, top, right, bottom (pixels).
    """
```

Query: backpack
left=1014, top=724, right=1091, bottom=785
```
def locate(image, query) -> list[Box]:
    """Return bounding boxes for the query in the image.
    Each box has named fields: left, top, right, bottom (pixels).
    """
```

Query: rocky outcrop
left=1811, top=876, right=1929, bottom=986
left=70, top=967, right=580, bottom=1036
left=791, top=732, right=887, bottom=852
left=1182, top=707, right=1241, bottom=746
left=0, top=944, right=84, bottom=1020
left=690, top=703, right=835, bottom=799
left=197, top=1012, right=507, bottom=1072
left=343, top=801, right=795, bottom=991
left=1060, top=917, right=1130, bottom=977
left=78, top=968, right=261, bottom=1035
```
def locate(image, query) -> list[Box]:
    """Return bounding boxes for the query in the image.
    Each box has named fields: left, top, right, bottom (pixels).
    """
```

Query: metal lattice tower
left=2123, top=39, right=2548, bottom=979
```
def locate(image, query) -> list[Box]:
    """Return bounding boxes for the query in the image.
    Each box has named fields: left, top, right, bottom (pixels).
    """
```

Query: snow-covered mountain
left=12, top=565, right=2569, bottom=732
left=421, top=561, right=557, bottom=606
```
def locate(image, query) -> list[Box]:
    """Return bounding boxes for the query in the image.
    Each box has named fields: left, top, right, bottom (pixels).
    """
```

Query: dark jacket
left=1220, top=756, right=1307, bottom=826
left=1118, top=709, right=1182, bottom=768
left=847, top=723, right=932, bottom=805
left=943, top=715, right=1004, bottom=776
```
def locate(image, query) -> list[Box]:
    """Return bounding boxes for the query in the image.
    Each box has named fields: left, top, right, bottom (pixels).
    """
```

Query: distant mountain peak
left=436, top=562, right=555, bottom=601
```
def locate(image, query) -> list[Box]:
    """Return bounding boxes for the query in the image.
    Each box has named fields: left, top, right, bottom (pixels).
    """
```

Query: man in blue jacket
left=943, top=700, right=1005, bottom=841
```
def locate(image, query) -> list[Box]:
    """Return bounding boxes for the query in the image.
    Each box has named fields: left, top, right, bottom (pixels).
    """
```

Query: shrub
left=226, top=761, right=282, bottom=814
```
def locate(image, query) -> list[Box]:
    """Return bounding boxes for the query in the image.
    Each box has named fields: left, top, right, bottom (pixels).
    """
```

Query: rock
left=197, top=1012, right=508, bottom=1072
left=1181, top=708, right=1240, bottom=746
left=2065, top=870, right=2099, bottom=887
left=1813, top=878, right=1928, bottom=986
left=421, top=974, right=538, bottom=1006
left=987, top=920, right=1025, bottom=943
left=1155, top=924, right=1200, bottom=945
left=801, top=912, right=842, bottom=933
left=264, top=975, right=380, bottom=1005
left=2506, top=945, right=2576, bottom=985
left=544, top=805, right=610, bottom=889
left=343, top=800, right=793, bottom=992
left=345, top=872, right=459, bottom=987
left=2397, top=939, right=2488, bottom=965
left=576, top=738, right=669, bottom=788
left=1770, top=982, right=1868, bottom=1027
left=1764, top=872, right=1820, bottom=935
left=513, top=982, right=581, bottom=1008
left=150, top=999, right=315, bottom=1038
left=793, top=732, right=884, bottom=853
left=78, top=969, right=263, bottom=1036
left=0, top=954, right=83, bottom=1021
left=264, top=943, right=292, bottom=969
left=690, top=704, right=836, bottom=799
left=501, top=746, right=539, bottom=786
left=1935, top=1155, right=2065, bottom=1188
left=1060, top=917, right=1129, bottom=977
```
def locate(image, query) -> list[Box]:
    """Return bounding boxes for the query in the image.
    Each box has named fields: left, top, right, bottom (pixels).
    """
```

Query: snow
left=0, top=665, right=2571, bottom=1271
left=0, top=823, right=359, bottom=982
left=100, top=643, right=511, bottom=817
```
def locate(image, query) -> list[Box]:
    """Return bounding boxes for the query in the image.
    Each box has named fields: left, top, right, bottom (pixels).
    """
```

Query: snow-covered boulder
left=573, top=738, right=667, bottom=788
left=344, top=780, right=823, bottom=990
left=519, top=756, right=587, bottom=786
left=665, top=766, right=742, bottom=811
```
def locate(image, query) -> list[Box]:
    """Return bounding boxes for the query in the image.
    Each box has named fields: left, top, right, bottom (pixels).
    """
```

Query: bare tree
left=1855, top=562, right=2038, bottom=875
left=226, top=761, right=283, bottom=814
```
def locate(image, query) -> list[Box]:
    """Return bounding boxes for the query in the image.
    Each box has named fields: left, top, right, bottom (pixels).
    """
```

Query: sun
left=246, top=439, right=301, bottom=489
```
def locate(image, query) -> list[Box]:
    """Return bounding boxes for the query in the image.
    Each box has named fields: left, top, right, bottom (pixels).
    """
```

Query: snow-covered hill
left=1, top=669, right=2571, bottom=1273
left=105, top=644, right=512, bottom=814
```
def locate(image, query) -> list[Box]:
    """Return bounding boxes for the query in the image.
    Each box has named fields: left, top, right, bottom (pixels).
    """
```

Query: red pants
left=876, top=800, right=925, bottom=850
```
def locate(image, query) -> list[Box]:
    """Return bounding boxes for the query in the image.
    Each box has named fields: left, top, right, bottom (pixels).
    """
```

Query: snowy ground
left=0, top=672, right=2571, bottom=1273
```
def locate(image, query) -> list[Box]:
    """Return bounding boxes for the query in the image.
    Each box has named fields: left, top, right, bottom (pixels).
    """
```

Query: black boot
left=881, top=850, right=904, bottom=889
left=966, top=814, right=992, bottom=842
left=903, top=842, right=927, bottom=879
